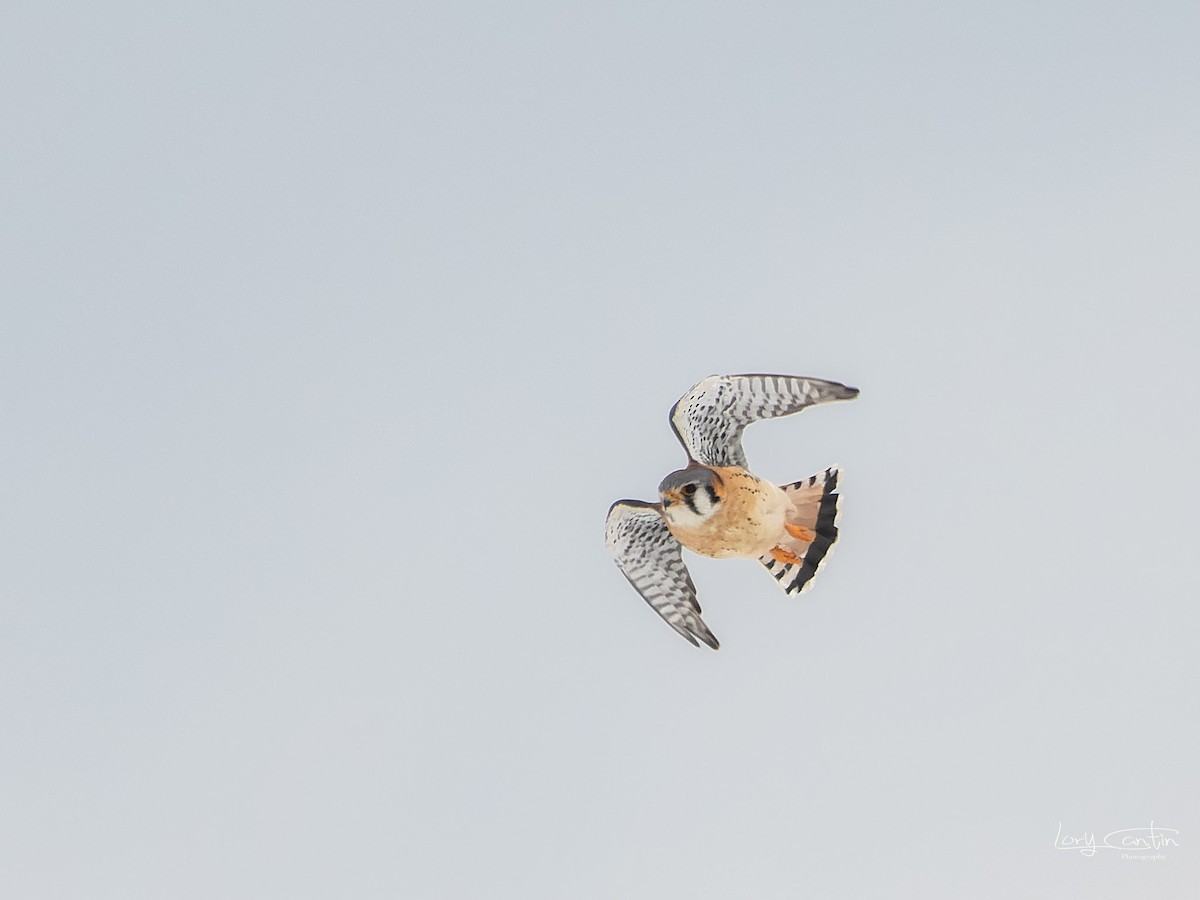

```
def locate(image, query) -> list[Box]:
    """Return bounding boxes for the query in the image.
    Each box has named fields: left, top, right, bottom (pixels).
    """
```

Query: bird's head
left=658, top=465, right=724, bottom=524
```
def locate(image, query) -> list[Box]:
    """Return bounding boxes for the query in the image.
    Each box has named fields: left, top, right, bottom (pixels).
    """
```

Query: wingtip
left=692, top=625, right=720, bottom=650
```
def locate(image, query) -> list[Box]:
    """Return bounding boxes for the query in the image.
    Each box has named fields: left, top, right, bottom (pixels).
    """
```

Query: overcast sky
left=2, top=3, right=1198, bottom=898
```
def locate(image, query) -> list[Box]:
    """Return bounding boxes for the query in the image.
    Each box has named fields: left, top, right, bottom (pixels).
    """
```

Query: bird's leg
left=771, top=546, right=804, bottom=566
left=784, top=522, right=815, bottom=542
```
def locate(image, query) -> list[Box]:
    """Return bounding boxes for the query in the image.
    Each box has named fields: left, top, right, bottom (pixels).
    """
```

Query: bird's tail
left=758, top=466, right=842, bottom=596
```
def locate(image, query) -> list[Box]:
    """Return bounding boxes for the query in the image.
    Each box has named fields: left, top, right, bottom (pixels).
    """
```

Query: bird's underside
left=605, top=373, right=858, bottom=649
left=663, top=465, right=791, bottom=559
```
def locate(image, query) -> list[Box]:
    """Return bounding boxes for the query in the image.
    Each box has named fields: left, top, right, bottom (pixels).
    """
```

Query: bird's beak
left=662, top=491, right=680, bottom=508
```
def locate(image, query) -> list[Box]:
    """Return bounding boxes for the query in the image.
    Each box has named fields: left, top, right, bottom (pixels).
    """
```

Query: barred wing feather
left=669, top=374, right=858, bottom=468
left=604, top=500, right=719, bottom=650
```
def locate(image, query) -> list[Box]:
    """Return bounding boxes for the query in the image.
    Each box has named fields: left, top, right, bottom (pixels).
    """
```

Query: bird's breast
left=667, top=468, right=788, bottom=559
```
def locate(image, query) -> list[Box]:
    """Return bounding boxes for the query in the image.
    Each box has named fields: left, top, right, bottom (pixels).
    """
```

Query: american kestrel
left=605, top=374, right=859, bottom=649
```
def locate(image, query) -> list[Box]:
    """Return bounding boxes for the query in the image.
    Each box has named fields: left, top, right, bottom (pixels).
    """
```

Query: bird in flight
left=605, top=374, right=859, bottom=649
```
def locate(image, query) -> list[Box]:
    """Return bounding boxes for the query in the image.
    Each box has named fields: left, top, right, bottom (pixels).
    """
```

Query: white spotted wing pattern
left=670, top=374, right=858, bottom=468
left=604, top=500, right=719, bottom=649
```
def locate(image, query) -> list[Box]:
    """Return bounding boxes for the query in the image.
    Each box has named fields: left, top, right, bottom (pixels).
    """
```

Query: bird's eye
left=682, top=484, right=697, bottom=496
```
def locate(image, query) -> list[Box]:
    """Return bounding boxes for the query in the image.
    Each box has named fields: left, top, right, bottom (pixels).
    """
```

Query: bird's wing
left=604, top=500, right=718, bottom=650
left=669, top=373, right=859, bottom=468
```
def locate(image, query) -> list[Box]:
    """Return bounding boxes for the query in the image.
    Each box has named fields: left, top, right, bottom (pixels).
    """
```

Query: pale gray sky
left=2, top=3, right=1198, bottom=898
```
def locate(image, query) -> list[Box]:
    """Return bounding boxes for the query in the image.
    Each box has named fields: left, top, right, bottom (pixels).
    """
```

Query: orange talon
left=771, top=546, right=804, bottom=566
left=785, top=522, right=815, bottom=542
